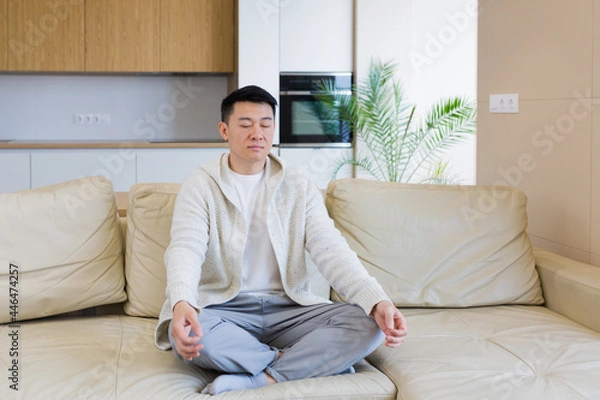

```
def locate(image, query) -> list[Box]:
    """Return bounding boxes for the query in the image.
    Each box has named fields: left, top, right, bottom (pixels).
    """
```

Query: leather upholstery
left=0, top=315, right=395, bottom=399
left=1, top=179, right=599, bottom=399
left=368, top=306, right=600, bottom=400
left=0, top=176, right=126, bottom=323
left=535, top=248, right=600, bottom=333
left=124, top=183, right=180, bottom=317
left=326, top=179, right=544, bottom=307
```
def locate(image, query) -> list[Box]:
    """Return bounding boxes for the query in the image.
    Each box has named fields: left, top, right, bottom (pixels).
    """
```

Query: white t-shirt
left=229, top=168, right=283, bottom=294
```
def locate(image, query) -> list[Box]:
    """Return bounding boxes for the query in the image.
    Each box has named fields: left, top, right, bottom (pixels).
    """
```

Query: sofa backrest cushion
left=124, top=183, right=180, bottom=317
left=325, top=179, right=544, bottom=307
left=0, top=176, right=126, bottom=323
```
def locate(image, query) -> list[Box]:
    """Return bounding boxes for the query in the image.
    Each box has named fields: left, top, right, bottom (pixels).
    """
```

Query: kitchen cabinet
left=1, top=0, right=235, bottom=73
left=85, top=0, right=160, bottom=72
left=237, top=0, right=280, bottom=141
left=0, top=152, right=30, bottom=193
left=279, top=0, right=353, bottom=72
left=161, top=0, right=235, bottom=72
left=136, top=148, right=226, bottom=183
left=31, top=150, right=136, bottom=192
left=7, top=0, right=84, bottom=71
left=0, top=0, right=6, bottom=69
left=278, top=147, right=353, bottom=189
left=1, top=146, right=240, bottom=194
left=1, top=147, right=232, bottom=193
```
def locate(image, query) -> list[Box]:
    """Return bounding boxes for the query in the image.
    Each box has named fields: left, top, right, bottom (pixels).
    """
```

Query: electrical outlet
left=489, top=94, right=519, bottom=113
left=73, top=113, right=111, bottom=125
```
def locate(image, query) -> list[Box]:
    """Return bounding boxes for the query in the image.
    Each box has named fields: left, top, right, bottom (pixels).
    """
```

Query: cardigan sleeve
left=164, top=172, right=211, bottom=311
left=303, top=180, right=391, bottom=315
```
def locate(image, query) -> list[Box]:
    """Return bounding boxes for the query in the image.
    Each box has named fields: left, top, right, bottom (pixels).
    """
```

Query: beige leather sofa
left=1, top=176, right=599, bottom=400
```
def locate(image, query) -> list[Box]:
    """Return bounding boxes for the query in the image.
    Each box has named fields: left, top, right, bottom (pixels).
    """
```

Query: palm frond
left=418, top=160, right=464, bottom=185
left=331, top=154, right=384, bottom=181
left=403, top=97, right=476, bottom=182
left=318, top=59, right=476, bottom=184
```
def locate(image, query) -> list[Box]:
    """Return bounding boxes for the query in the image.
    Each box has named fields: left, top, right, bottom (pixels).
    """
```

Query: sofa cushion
left=0, top=315, right=396, bottom=399
left=326, top=179, right=544, bottom=307
left=124, top=183, right=180, bottom=317
left=0, top=176, right=126, bottom=323
left=368, top=306, right=600, bottom=400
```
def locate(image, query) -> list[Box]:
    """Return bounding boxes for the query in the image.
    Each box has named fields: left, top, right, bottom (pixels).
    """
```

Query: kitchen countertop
left=0, top=140, right=230, bottom=149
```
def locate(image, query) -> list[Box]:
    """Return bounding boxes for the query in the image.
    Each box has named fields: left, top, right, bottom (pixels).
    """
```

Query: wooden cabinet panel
left=0, top=0, right=6, bottom=69
left=85, top=0, right=160, bottom=72
left=7, top=0, right=84, bottom=71
left=160, top=0, right=235, bottom=72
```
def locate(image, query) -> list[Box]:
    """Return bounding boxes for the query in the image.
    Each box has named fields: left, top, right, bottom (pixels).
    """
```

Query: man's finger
left=388, top=328, right=407, bottom=337
left=384, top=307, right=397, bottom=331
left=181, top=343, right=203, bottom=358
left=190, top=317, right=203, bottom=338
left=394, top=311, right=408, bottom=331
left=178, top=334, right=200, bottom=346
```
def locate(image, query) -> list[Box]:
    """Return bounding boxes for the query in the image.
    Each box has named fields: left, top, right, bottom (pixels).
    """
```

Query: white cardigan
left=155, top=153, right=390, bottom=349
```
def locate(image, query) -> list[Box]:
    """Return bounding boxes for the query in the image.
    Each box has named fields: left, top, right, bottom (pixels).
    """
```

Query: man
left=154, top=85, right=407, bottom=395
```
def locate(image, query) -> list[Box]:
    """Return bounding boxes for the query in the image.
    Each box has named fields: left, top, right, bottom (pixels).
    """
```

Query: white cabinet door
left=31, top=150, right=137, bottom=192
left=238, top=0, right=281, bottom=143
left=278, top=147, right=353, bottom=189
left=0, top=152, right=31, bottom=193
left=136, top=149, right=226, bottom=184
left=280, top=0, right=353, bottom=72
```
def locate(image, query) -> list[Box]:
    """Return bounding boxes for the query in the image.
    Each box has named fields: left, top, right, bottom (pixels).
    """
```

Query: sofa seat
left=369, top=305, right=600, bottom=400
left=0, top=315, right=397, bottom=399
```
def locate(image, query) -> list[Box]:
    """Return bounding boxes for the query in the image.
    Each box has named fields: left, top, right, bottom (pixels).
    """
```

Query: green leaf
left=317, top=59, right=476, bottom=184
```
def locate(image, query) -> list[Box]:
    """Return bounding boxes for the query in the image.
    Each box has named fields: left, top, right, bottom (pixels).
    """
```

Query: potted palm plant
left=315, top=59, right=476, bottom=183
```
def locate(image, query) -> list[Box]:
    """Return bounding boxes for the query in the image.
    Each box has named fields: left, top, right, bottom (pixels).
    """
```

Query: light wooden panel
left=115, top=191, right=127, bottom=217
left=160, top=0, right=235, bottom=72
left=594, top=0, right=600, bottom=97
left=0, top=0, right=6, bottom=69
left=478, top=0, right=593, bottom=101
left=7, top=0, right=84, bottom=71
left=477, top=98, right=592, bottom=252
left=590, top=102, right=600, bottom=260
left=85, top=0, right=160, bottom=72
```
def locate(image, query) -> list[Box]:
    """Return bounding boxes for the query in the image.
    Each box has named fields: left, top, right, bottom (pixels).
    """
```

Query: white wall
left=0, top=74, right=228, bottom=142
left=355, top=0, right=477, bottom=183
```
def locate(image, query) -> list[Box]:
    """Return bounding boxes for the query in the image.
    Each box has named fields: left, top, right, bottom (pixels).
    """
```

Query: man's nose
left=249, top=126, right=263, bottom=140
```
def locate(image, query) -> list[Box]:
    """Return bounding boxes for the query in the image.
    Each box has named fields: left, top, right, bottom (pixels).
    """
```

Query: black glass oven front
left=279, top=73, right=352, bottom=146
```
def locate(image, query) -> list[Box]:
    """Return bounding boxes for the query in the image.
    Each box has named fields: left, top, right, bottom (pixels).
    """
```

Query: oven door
left=279, top=92, right=352, bottom=146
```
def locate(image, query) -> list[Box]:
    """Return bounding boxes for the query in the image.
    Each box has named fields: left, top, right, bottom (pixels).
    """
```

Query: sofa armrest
left=534, top=248, right=600, bottom=333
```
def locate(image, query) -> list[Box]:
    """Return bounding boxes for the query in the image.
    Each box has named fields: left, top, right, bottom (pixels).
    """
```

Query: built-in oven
left=279, top=72, right=353, bottom=147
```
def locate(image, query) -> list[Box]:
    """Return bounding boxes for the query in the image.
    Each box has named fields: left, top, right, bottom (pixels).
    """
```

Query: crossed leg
left=168, top=294, right=384, bottom=395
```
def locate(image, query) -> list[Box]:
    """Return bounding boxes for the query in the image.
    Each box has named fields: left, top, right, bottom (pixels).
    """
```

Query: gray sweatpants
left=168, top=293, right=384, bottom=383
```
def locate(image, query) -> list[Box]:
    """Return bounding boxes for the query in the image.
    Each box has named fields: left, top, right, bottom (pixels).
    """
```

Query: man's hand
left=371, top=300, right=408, bottom=348
left=171, top=301, right=204, bottom=360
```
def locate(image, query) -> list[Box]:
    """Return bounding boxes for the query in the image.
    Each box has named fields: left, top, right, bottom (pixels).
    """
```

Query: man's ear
left=218, top=121, right=228, bottom=141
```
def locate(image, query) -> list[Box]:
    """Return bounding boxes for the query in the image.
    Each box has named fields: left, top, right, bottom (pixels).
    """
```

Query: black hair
left=221, top=85, right=278, bottom=123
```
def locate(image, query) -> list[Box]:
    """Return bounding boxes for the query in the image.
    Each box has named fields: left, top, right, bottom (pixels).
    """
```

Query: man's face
left=219, top=101, right=275, bottom=174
